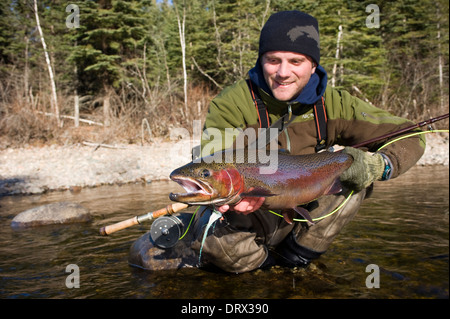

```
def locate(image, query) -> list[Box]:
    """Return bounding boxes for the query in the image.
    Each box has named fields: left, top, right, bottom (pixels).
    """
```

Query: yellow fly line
left=182, top=129, right=449, bottom=234
left=269, top=129, right=449, bottom=223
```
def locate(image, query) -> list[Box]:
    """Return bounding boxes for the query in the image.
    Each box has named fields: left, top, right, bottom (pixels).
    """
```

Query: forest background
left=0, top=0, right=448, bottom=148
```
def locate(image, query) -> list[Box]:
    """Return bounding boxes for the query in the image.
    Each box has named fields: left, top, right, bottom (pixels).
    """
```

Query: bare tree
left=331, top=12, right=343, bottom=88
left=436, top=4, right=444, bottom=111
left=174, top=0, right=188, bottom=117
left=33, top=0, right=60, bottom=126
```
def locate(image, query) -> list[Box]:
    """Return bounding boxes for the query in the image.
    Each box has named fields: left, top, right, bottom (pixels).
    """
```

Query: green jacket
left=201, top=79, right=425, bottom=179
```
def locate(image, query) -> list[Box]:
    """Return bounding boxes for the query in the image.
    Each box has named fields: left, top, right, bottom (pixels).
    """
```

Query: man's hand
left=340, top=146, right=386, bottom=191
left=216, top=197, right=265, bottom=214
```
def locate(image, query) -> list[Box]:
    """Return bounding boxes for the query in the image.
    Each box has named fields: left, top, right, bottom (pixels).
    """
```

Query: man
left=191, top=10, right=425, bottom=272
left=129, top=10, right=425, bottom=273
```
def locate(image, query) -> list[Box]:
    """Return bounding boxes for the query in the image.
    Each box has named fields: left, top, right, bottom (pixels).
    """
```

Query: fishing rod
left=351, top=113, right=448, bottom=149
left=99, top=113, right=448, bottom=236
left=99, top=202, right=188, bottom=235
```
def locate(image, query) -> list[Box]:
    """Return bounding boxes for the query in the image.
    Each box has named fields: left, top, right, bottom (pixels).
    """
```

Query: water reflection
left=0, top=166, right=448, bottom=299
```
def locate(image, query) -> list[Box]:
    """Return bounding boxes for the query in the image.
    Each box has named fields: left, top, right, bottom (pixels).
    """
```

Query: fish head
left=169, top=161, right=245, bottom=206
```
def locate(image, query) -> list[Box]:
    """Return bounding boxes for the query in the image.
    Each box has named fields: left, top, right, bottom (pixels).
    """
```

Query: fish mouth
left=169, top=176, right=217, bottom=204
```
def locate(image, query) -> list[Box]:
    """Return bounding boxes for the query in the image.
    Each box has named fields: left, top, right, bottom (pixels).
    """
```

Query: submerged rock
left=11, top=201, right=91, bottom=228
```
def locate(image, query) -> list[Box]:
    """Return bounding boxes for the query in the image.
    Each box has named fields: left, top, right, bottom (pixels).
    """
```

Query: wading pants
left=190, top=189, right=367, bottom=273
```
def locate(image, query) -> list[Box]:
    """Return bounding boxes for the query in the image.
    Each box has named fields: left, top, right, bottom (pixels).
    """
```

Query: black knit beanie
left=259, top=10, right=320, bottom=65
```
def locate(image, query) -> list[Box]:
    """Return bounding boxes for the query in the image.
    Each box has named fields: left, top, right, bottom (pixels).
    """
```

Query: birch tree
left=33, top=0, right=60, bottom=126
left=331, top=23, right=343, bottom=88
left=436, top=3, right=444, bottom=111
left=174, top=0, right=188, bottom=116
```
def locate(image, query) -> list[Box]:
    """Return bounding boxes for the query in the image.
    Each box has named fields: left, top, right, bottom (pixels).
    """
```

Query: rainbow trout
left=169, top=150, right=353, bottom=224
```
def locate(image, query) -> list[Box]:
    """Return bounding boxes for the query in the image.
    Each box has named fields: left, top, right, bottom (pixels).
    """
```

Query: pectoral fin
left=293, top=206, right=314, bottom=225
left=281, top=207, right=314, bottom=225
left=282, top=210, right=296, bottom=224
left=324, top=178, right=343, bottom=195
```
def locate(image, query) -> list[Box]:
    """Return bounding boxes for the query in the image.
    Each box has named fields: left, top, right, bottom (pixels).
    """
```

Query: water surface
left=0, top=166, right=448, bottom=299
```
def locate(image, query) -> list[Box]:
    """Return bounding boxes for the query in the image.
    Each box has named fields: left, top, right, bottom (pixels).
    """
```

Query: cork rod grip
left=152, top=202, right=189, bottom=219
left=99, top=202, right=189, bottom=236
left=99, top=216, right=139, bottom=236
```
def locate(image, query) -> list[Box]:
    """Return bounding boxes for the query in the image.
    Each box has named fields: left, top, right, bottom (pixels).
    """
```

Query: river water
left=0, top=166, right=448, bottom=299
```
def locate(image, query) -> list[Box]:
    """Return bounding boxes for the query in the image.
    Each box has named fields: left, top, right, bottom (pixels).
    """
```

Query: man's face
left=261, top=51, right=316, bottom=101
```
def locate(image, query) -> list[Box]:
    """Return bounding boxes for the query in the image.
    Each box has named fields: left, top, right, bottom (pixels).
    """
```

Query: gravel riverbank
left=0, top=134, right=448, bottom=195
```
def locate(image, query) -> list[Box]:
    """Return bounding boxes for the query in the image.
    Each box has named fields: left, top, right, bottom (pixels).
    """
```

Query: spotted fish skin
left=169, top=150, right=353, bottom=224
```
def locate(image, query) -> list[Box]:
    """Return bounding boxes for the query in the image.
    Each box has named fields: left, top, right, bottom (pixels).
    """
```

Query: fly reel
left=150, top=216, right=183, bottom=249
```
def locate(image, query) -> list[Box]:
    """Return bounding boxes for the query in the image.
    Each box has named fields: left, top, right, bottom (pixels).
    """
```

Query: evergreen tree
left=0, top=0, right=448, bottom=142
left=378, top=0, right=449, bottom=116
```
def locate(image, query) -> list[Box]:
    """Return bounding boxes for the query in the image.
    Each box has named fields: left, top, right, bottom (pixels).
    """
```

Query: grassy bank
left=1, top=84, right=448, bottom=150
left=0, top=83, right=217, bottom=149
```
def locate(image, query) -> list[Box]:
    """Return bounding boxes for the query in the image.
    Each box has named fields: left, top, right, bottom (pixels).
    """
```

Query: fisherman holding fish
left=131, top=10, right=426, bottom=273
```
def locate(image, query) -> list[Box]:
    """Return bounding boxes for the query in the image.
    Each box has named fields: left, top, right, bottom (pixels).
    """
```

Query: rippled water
left=0, top=166, right=448, bottom=299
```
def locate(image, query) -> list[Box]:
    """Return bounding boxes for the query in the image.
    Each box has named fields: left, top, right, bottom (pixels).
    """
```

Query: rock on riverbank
left=0, top=134, right=448, bottom=195
left=0, top=139, right=193, bottom=195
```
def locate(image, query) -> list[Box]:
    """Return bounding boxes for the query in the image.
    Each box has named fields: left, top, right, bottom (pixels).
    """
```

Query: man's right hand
left=216, top=197, right=265, bottom=214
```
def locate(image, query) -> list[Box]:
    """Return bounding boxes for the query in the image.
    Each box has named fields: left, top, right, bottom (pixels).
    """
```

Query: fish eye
left=200, top=169, right=211, bottom=178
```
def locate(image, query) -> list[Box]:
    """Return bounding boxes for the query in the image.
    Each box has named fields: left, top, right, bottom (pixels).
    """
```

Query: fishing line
left=177, top=206, right=223, bottom=263
left=268, top=190, right=355, bottom=222
left=178, top=205, right=200, bottom=240
left=178, top=129, right=448, bottom=251
left=376, top=129, right=449, bottom=151
left=198, top=209, right=223, bottom=264
left=267, top=129, right=448, bottom=223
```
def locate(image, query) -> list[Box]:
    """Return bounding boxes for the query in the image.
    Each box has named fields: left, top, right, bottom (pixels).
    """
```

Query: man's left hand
left=340, top=146, right=386, bottom=191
